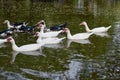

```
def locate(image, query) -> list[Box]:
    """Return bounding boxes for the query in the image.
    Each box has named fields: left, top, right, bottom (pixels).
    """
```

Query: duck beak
left=3, top=21, right=6, bottom=24
left=79, top=23, right=83, bottom=25
left=26, top=22, right=29, bottom=25
left=33, top=34, right=37, bottom=37
left=33, top=32, right=39, bottom=37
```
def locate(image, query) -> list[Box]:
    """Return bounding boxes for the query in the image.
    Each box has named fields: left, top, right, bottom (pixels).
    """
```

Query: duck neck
left=66, top=30, right=72, bottom=39
left=84, top=23, right=91, bottom=32
left=11, top=40, right=19, bottom=51
left=37, top=37, right=46, bottom=45
left=40, top=26, right=45, bottom=34
left=37, top=36, right=42, bottom=44
left=6, top=21, right=13, bottom=29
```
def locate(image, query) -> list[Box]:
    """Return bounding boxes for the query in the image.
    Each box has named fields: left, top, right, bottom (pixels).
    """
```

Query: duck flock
left=0, top=20, right=111, bottom=52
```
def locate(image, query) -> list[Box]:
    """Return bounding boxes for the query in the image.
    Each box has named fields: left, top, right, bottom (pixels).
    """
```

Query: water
left=0, top=0, right=120, bottom=80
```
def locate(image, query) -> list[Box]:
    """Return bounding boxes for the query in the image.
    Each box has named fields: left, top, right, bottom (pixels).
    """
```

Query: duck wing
left=50, top=22, right=67, bottom=31
left=18, top=44, right=42, bottom=51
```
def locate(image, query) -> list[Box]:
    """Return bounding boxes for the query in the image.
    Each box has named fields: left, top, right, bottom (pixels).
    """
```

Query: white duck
left=64, top=28, right=94, bottom=40
left=38, top=22, right=63, bottom=38
left=35, top=32, right=66, bottom=44
left=0, top=39, right=7, bottom=44
left=80, top=21, right=111, bottom=33
left=7, top=37, right=44, bottom=51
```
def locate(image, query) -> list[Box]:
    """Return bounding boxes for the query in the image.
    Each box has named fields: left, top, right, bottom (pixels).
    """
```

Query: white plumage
left=80, top=21, right=111, bottom=33
left=7, top=37, right=44, bottom=51
left=64, top=28, right=93, bottom=40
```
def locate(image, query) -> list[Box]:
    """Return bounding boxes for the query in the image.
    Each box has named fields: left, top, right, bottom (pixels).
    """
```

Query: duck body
left=39, top=23, right=63, bottom=38
left=7, top=37, right=43, bottom=51
left=40, top=30, right=63, bottom=38
left=14, top=44, right=42, bottom=52
left=0, top=29, right=12, bottom=37
left=0, top=39, right=7, bottom=44
left=80, top=21, right=111, bottom=33
left=36, top=34, right=65, bottom=44
left=13, top=22, right=25, bottom=27
left=49, top=22, right=67, bottom=31
left=18, top=24, right=38, bottom=33
left=64, top=28, right=93, bottom=40
left=88, top=26, right=111, bottom=33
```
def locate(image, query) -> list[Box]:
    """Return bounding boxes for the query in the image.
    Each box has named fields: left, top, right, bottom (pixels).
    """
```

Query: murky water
left=0, top=0, right=120, bottom=80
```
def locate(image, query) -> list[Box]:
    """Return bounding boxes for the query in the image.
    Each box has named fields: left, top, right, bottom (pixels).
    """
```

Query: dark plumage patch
left=50, top=22, right=67, bottom=31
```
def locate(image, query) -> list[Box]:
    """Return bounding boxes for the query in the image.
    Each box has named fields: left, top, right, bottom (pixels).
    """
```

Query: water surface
left=0, top=0, right=120, bottom=80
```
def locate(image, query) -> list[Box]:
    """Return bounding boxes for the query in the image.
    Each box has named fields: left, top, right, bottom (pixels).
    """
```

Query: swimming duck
left=3, top=20, right=26, bottom=29
left=38, top=22, right=63, bottom=38
left=63, top=28, right=94, bottom=40
left=34, top=32, right=65, bottom=44
left=7, top=37, right=44, bottom=51
left=80, top=21, right=111, bottom=33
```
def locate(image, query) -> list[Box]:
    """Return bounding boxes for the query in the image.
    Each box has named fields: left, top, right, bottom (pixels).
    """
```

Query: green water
left=0, top=0, right=120, bottom=80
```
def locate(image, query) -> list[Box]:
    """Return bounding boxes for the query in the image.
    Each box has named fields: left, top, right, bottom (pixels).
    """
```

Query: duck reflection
left=11, top=49, right=45, bottom=63
left=43, top=44, right=65, bottom=49
left=67, top=39, right=91, bottom=48
left=94, top=32, right=110, bottom=37
left=0, top=44, right=7, bottom=48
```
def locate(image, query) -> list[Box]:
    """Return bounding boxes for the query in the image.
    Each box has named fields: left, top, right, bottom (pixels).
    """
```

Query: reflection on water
left=11, top=50, right=45, bottom=63
left=43, top=44, right=65, bottom=49
left=0, top=44, right=7, bottom=48
left=67, top=39, right=91, bottom=48
left=0, top=0, right=120, bottom=80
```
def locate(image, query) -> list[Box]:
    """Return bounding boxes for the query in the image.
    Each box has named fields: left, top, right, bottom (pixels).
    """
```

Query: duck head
left=3, top=20, right=9, bottom=24
left=7, top=37, right=13, bottom=42
left=79, top=21, right=87, bottom=26
left=37, top=20, right=45, bottom=29
left=63, top=28, right=69, bottom=33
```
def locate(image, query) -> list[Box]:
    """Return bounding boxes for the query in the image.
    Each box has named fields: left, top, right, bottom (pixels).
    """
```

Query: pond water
left=0, top=0, right=120, bottom=80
